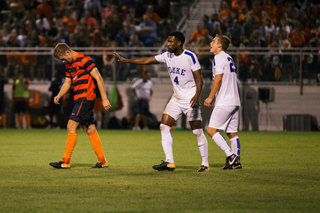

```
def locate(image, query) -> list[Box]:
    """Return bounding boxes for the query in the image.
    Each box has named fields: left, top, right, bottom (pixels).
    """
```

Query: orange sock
left=62, top=133, right=77, bottom=164
left=25, top=113, right=31, bottom=127
left=1, top=113, right=6, bottom=127
left=16, top=114, right=22, bottom=128
left=89, top=130, right=106, bottom=163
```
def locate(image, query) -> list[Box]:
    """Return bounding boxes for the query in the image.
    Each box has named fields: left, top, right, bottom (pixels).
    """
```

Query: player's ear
left=177, top=41, right=181, bottom=46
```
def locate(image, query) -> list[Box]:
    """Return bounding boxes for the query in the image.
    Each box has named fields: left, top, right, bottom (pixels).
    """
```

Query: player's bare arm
left=204, top=74, right=223, bottom=108
left=113, top=52, right=159, bottom=65
left=90, top=68, right=112, bottom=111
left=54, top=77, right=72, bottom=105
left=190, top=69, right=203, bottom=108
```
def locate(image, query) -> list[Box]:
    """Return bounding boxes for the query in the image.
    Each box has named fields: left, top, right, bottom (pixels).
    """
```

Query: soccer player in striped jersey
left=204, top=35, right=242, bottom=169
left=114, top=31, right=209, bottom=172
left=49, top=43, right=112, bottom=169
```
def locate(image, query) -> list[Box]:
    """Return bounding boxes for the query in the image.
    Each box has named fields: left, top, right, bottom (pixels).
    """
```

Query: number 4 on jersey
left=228, top=57, right=237, bottom=73
left=174, top=76, right=179, bottom=85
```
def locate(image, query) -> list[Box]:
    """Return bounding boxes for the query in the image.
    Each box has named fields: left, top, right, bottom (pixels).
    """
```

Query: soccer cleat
left=231, top=163, right=242, bottom=169
left=91, top=161, right=109, bottom=168
left=197, top=165, right=210, bottom=172
left=49, top=161, right=70, bottom=169
left=152, top=160, right=175, bottom=171
left=221, top=154, right=239, bottom=170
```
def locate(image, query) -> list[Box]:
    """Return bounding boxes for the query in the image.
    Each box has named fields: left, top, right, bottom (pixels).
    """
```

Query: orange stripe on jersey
left=65, top=52, right=96, bottom=101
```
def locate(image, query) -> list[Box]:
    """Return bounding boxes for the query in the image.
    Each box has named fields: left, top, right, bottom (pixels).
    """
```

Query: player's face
left=58, top=51, right=73, bottom=64
left=210, top=37, right=220, bottom=54
left=167, top=36, right=180, bottom=53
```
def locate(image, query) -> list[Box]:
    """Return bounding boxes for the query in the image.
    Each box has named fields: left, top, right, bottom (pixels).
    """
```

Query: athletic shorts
left=137, top=99, right=149, bottom=115
left=14, top=101, right=28, bottom=113
left=208, top=105, right=239, bottom=133
left=163, top=98, right=202, bottom=122
left=70, top=100, right=95, bottom=127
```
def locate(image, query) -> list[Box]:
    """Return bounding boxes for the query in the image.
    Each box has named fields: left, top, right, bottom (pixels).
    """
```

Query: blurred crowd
left=186, top=0, right=320, bottom=82
left=0, top=0, right=176, bottom=80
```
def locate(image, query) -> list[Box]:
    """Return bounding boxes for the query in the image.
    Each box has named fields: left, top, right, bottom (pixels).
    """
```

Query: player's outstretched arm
left=113, top=52, right=159, bottom=65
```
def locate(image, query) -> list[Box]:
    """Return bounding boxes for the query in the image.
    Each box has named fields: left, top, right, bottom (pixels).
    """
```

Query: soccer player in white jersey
left=114, top=31, right=209, bottom=172
left=204, top=34, right=242, bottom=169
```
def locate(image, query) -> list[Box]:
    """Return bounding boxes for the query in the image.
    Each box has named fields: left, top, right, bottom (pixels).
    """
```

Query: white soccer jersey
left=131, top=79, right=153, bottom=99
left=155, top=49, right=201, bottom=102
left=212, top=51, right=241, bottom=106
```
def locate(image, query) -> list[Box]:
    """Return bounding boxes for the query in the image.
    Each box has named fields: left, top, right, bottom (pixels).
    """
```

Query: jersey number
left=227, top=57, right=236, bottom=73
left=174, top=76, right=179, bottom=85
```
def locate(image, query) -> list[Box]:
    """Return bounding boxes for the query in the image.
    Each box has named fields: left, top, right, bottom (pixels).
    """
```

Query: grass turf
left=0, top=129, right=319, bottom=213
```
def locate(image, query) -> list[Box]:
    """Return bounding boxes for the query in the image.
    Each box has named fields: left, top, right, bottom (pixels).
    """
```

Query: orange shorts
left=93, top=98, right=102, bottom=111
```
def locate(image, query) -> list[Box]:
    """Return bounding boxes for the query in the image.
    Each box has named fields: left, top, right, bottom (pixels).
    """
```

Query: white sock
left=212, top=132, right=232, bottom=156
left=230, top=136, right=241, bottom=163
left=96, top=121, right=102, bottom=129
left=160, top=123, right=174, bottom=163
left=193, top=128, right=209, bottom=167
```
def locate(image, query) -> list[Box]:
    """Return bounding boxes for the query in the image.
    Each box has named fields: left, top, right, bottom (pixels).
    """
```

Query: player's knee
left=159, top=123, right=171, bottom=132
left=207, top=127, right=218, bottom=138
left=192, top=128, right=203, bottom=137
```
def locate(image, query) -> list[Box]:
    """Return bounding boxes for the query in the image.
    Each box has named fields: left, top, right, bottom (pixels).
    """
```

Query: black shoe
left=49, top=161, right=70, bottom=169
left=197, top=165, right=210, bottom=172
left=221, top=154, right=239, bottom=170
left=152, top=160, right=175, bottom=171
left=231, top=163, right=242, bottom=169
left=91, top=162, right=109, bottom=168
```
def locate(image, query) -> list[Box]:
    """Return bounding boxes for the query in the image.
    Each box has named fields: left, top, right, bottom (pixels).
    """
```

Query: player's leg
left=226, top=109, right=241, bottom=169
left=189, top=120, right=209, bottom=172
left=86, top=124, right=109, bottom=168
left=207, top=106, right=239, bottom=169
left=133, top=100, right=142, bottom=130
left=142, top=100, right=149, bottom=130
left=49, top=119, right=78, bottom=169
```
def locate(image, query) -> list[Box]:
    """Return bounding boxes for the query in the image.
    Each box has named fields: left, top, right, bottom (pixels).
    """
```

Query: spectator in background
left=84, top=10, right=97, bottom=33
left=298, top=0, right=314, bottom=23
left=0, top=68, right=8, bottom=128
left=196, top=34, right=212, bottom=71
left=218, top=1, right=232, bottom=25
left=186, top=23, right=209, bottom=47
left=227, top=19, right=244, bottom=46
left=62, top=7, right=78, bottom=34
left=144, top=4, right=159, bottom=23
left=202, top=15, right=214, bottom=36
left=55, top=28, right=70, bottom=46
left=12, top=71, right=31, bottom=129
left=131, top=71, right=153, bottom=131
left=48, top=71, right=63, bottom=128
left=53, top=7, right=64, bottom=29
left=155, top=0, right=172, bottom=38
left=211, top=13, right=226, bottom=34
left=35, top=0, right=53, bottom=19
left=243, top=14, right=259, bottom=39
left=289, top=22, right=307, bottom=47
left=136, top=15, right=157, bottom=47
left=1, top=22, right=11, bottom=45
left=84, top=0, right=102, bottom=14
left=135, top=0, right=146, bottom=23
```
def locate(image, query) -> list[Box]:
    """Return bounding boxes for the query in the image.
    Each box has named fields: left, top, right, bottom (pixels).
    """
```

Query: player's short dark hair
left=217, top=35, right=230, bottom=51
left=169, top=31, right=185, bottom=47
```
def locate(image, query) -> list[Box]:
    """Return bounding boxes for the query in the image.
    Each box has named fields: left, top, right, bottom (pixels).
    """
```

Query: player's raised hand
left=113, top=52, right=127, bottom=63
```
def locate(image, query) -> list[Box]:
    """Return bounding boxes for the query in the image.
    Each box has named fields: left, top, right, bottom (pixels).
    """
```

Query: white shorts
left=208, top=106, right=239, bottom=133
left=163, top=98, right=202, bottom=122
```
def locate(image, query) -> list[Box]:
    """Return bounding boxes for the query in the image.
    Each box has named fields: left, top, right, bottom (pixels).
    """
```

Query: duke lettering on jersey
left=168, top=67, right=186, bottom=76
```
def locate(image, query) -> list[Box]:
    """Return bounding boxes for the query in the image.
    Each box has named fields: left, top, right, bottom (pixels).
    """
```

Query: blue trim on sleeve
left=184, top=51, right=196, bottom=64
left=213, top=57, right=216, bottom=66
left=161, top=51, right=168, bottom=55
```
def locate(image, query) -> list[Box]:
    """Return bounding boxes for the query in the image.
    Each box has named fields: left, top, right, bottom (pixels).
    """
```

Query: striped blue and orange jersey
left=65, top=52, right=96, bottom=101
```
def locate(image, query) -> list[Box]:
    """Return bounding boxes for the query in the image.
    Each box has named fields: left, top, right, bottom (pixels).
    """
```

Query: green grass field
left=0, top=129, right=319, bottom=213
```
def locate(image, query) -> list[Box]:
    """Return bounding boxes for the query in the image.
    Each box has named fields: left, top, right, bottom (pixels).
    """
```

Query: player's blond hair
left=53, top=43, right=72, bottom=59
